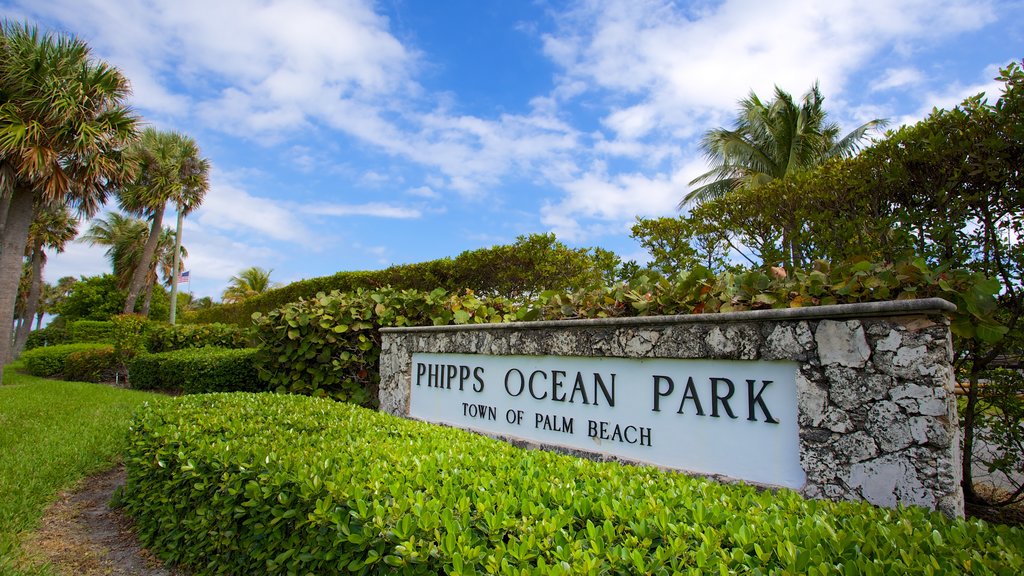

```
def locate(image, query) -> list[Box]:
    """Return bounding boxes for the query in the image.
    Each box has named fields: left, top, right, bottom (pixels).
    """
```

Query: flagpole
left=169, top=209, right=184, bottom=325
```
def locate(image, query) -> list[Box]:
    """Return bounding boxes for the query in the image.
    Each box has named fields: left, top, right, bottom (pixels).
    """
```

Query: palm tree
left=681, top=84, right=885, bottom=268
left=12, top=202, right=78, bottom=356
left=80, top=212, right=151, bottom=289
left=222, top=267, right=278, bottom=304
left=81, top=212, right=185, bottom=316
left=118, top=128, right=209, bottom=315
left=683, top=84, right=885, bottom=206
left=0, top=22, right=137, bottom=378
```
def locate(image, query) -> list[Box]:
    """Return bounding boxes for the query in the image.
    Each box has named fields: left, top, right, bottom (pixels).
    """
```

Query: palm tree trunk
left=35, top=310, right=44, bottom=330
left=0, top=188, right=35, bottom=373
left=123, top=204, right=165, bottom=314
left=141, top=277, right=154, bottom=317
left=13, top=243, right=44, bottom=357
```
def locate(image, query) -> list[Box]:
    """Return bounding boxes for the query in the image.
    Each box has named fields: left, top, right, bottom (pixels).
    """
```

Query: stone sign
left=379, top=298, right=963, bottom=517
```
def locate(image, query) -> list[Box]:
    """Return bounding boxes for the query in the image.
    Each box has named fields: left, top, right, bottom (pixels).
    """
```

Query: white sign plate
left=409, top=353, right=805, bottom=488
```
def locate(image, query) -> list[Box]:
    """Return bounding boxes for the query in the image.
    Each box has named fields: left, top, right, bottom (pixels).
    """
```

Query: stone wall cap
left=381, top=297, right=956, bottom=334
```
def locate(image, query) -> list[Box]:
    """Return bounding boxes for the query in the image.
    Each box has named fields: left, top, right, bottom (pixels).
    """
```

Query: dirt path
left=21, top=465, right=187, bottom=576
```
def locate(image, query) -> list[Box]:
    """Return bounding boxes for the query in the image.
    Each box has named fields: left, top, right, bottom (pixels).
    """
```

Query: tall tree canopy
left=0, top=22, right=137, bottom=378
left=118, top=128, right=208, bottom=314
left=682, top=83, right=885, bottom=207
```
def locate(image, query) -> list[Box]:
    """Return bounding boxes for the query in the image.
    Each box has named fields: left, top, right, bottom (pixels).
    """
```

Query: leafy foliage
left=20, top=343, right=113, bottom=377
left=146, top=322, right=251, bottom=353
left=111, top=313, right=149, bottom=371
left=24, top=325, right=64, bottom=350
left=66, top=320, right=115, bottom=343
left=252, top=288, right=514, bottom=406
left=221, top=266, right=278, bottom=304
left=63, top=346, right=119, bottom=383
left=52, top=274, right=171, bottom=322
left=123, top=393, right=1024, bottom=575
left=253, top=259, right=1000, bottom=408
left=128, top=348, right=262, bottom=394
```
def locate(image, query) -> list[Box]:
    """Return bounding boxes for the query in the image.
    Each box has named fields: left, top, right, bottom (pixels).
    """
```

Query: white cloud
left=543, top=0, right=997, bottom=139
left=407, top=186, right=439, bottom=199
left=540, top=155, right=708, bottom=242
left=43, top=242, right=110, bottom=282
left=194, top=175, right=316, bottom=247
left=871, top=67, right=926, bottom=91
left=302, top=202, right=421, bottom=219
left=895, top=64, right=1006, bottom=127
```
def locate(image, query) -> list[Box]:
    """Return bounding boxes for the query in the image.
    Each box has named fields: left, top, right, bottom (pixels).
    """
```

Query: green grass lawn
left=0, top=364, right=164, bottom=575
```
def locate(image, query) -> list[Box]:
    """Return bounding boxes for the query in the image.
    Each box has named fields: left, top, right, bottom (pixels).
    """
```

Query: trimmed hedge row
left=24, top=319, right=116, bottom=350
left=21, top=343, right=114, bottom=377
left=146, top=322, right=251, bottom=353
left=128, top=348, right=263, bottom=394
left=123, top=394, right=1024, bottom=575
left=190, top=234, right=605, bottom=325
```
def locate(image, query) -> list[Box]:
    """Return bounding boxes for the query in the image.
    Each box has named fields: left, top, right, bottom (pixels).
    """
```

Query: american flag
left=178, top=270, right=190, bottom=283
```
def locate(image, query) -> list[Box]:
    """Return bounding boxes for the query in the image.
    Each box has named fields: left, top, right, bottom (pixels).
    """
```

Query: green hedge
left=123, top=393, right=1024, bottom=575
left=21, top=343, right=114, bottom=377
left=252, top=288, right=513, bottom=405
left=24, top=325, right=68, bottom=350
left=24, top=320, right=115, bottom=351
left=63, top=346, right=119, bottom=382
left=128, top=348, right=263, bottom=394
left=146, top=322, right=251, bottom=353
left=191, top=234, right=605, bottom=325
left=66, top=320, right=115, bottom=343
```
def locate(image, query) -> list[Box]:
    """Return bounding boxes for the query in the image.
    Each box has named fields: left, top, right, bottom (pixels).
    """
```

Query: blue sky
left=4, top=0, right=1023, bottom=302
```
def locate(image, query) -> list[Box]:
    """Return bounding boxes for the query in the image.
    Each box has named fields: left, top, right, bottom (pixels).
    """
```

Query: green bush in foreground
left=123, top=394, right=1024, bottom=575
left=128, top=348, right=262, bottom=394
left=20, top=343, right=113, bottom=378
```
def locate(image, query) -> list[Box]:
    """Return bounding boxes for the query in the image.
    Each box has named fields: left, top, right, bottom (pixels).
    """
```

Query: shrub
left=123, top=393, right=1024, bottom=575
left=252, top=288, right=513, bottom=405
left=66, top=320, right=115, bottom=343
left=24, top=325, right=68, bottom=350
left=63, top=346, right=119, bottom=383
left=128, top=348, right=262, bottom=394
left=21, top=343, right=113, bottom=377
left=112, top=314, right=149, bottom=368
left=146, top=322, right=251, bottom=353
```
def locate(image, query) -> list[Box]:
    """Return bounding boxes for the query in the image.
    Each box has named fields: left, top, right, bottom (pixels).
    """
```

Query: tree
left=118, top=128, right=208, bottom=315
left=0, top=22, right=137, bottom=380
left=630, top=216, right=729, bottom=276
left=12, top=201, right=78, bottom=357
left=222, top=267, right=278, bottom=304
left=80, top=212, right=151, bottom=288
left=682, top=84, right=885, bottom=268
left=681, top=61, right=1024, bottom=506
left=52, top=274, right=125, bottom=321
